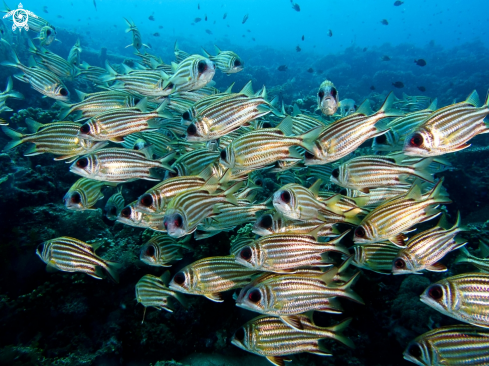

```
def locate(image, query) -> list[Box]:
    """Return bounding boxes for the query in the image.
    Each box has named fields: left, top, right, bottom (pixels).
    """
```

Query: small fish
left=124, top=18, right=149, bottom=50
left=394, top=1, right=404, bottom=5
left=307, top=68, right=313, bottom=73
left=232, top=315, right=354, bottom=366
left=169, top=255, right=259, bottom=302
left=164, top=54, right=215, bottom=93
left=403, top=325, right=489, bottom=366
left=454, top=241, right=489, bottom=272
left=93, top=0, right=97, bottom=10
left=277, top=65, right=288, bottom=71
left=148, top=15, right=155, bottom=21
left=302, top=35, right=304, bottom=41
left=198, top=3, right=200, bottom=9
left=140, top=234, right=192, bottom=267
left=205, top=29, right=212, bottom=34
left=328, top=29, right=333, bottom=37
left=381, top=19, right=389, bottom=25
left=159, top=25, right=163, bottom=29
left=242, top=14, right=249, bottom=24
left=363, top=47, right=368, bottom=52
left=223, top=13, right=227, bottom=19
left=116, top=201, right=166, bottom=230
left=36, top=237, right=120, bottom=282
left=291, top=1, right=301, bottom=11
left=194, top=17, right=202, bottom=23
left=414, top=59, right=426, bottom=66
left=27, top=39, right=78, bottom=81
left=417, top=86, right=426, bottom=92
left=352, top=242, right=400, bottom=274
left=36, top=26, right=57, bottom=47
left=392, top=81, right=404, bottom=88
left=43, top=5, right=48, bottom=13
left=370, top=85, right=376, bottom=90
left=420, top=272, right=489, bottom=328
left=63, top=178, right=109, bottom=211
left=205, top=14, right=207, bottom=21
left=252, top=213, right=340, bottom=238
left=153, top=32, right=160, bottom=37
left=104, top=187, right=125, bottom=220
left=296, top=45, right=301, bottom=52
left=202, top=45, right=244, bottom=74
left=382, top=55, right=391, bottom=61
left=317, top=79, right=339, bottom=116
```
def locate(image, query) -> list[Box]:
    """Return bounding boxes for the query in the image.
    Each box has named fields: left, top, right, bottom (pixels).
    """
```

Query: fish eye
left=47, top=29, right=52, bottom=35
left=220, top=149, right=227, bottom=160
left=187, top=124, right=197, bottom=136
left=167, top=82, right=174, bottom=89
left=76, top=157, right=88, bottom=168
left=304, top=151, right=314, bottom=159
left=145, top=245, right=155, bottom=257
left=134, top=145, right=140, bottom=150
left=59, top=88, right=69, bottom=97
left=355, top=227, right=366, bottom=238
left=133, top=98, right=141, bottom=105
left=36, top=242, right=45, bottom=253
left=120, top=206, right=132, bottom=218
left=173, top=271, right=186, bottom=285
left=182, top=111, right=191, bottom=121
left=428, top=285, right=444, bottom=301
left=331, top=87, right=337, bottom=98
left=394, top=258, right=406, bottom=269
left=248, top=289, right=261, bottom=303
left=109, top=206, right=117, bottom=215
left=258, top=214, right=273, bottom=229
left=375, top=134, right=387, bottom=144
left=332, top=168, right=339, bottom=178
left=198, top=60, right=207, bottom=73
left=408, top=344, right=422, bottom=358
left=234, top=327, right=245, bottom=341
left=80, top=124, right=90, bottom=134
left=318, top=90, right=325, bottom=99
left=410, top=133, right=424, bottom=147
left=71, top=192, right=81, bottom=204
left=169, top=171, right=178, bottom=178
left=255, top=178, right=263, bottom=186
left=239, top=247, right=253, bottom=261
left=140, top=194, right=153, bottom=207
left=262, top=122, right=271, bottom=128
left=280, top=190, right=291, bottom=204
left=174, top=214, right=183, bottom=228
left=234, top=59, right=241, bottom=67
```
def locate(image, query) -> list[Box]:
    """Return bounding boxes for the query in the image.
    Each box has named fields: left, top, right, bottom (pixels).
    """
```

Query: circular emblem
left=12, top=8, right=29, bottom=30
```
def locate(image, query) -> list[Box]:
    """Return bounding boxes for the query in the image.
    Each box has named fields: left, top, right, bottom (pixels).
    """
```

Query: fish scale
left=346, top=185, right=412, bottom=208
left=29, top=42, right=77, bottom=80
left=117, top=200, right=165, bottom=230
left=108, top=69, right=171, bottom=97
left=291, top=114, right=326, bottom=135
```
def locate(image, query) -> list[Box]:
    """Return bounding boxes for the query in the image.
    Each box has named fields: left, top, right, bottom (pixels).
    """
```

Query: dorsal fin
left=276, top=116, right=294, bottom=136
left=239, top=80, right=254, bottom=97
left=223, top=82, right=235, bottom=94
left=292, top=104, right=302, bottom=117
left=75, top=89, right=87, bottom=101
left=309, top=179, right=322, bottom=197
left=355, top=99, right=373, bottom=116
left=214, top=45, right=222, bottom=54
left=465, top=90, right=481, bottom=107
left=426, top=98, right=438, bottom=111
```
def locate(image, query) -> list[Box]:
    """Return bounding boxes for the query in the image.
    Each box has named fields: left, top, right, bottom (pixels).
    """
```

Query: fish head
left=353, top=222, right=376, bottom=244
left=228, top=54, right=244, bottom=73
left=372, top=130, right=400, bottom=152
left=36, top=240, right=52, bottom=264
left=186, top=118, right=208, bottom=142
left=133, top=138, right=149, bottom=151
left=252, top=214, right=275, bottom=236
left=52, top=84, right=70, bottom=102
left=140, top=242, right=159, bottom=266
left=116, top=204, right=142, bottom=226
left=196, top=57, right=216, bottom=84
left=104, top=203, right=118, bottom=220
left=78, top=119, right=101, bottom=140
left=317, top=81, right=339, bottom=116
left=169, top=267, right=194, bottom=294
left=403, top=129, right=435, bottom=156
left=219, top=145, right=235, bottom=168
left=70, top=155, right=98, bottom=178
left=273, top=186, right=298, bottom=219
left=235, top=284, right=269, bottom=314
left=235, top=244, right=263, bottom=269
left=136, top=191, right=160, bottom=214
left=403, top=339, right=433, bottom=366
left=181, top=109, right=196, bottom=125
left=392, top=252, right=419, bottom=275
left=231, top=322, right=254, bottom=353
left=330, top=165, right=348, bottom=187
left=420, top=281, right=452, bottom=315
left=79, top=140, right=109, bottom=154
left=163, top=210, right=188, bottom=238
left=63, top=189, right=86, bottom=211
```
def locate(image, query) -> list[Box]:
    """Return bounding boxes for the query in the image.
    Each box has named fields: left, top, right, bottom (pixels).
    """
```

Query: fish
left=43, top=5, right=48, bottom=13
left=162, top=182, right=242, bottom=238
left=296, top=45, right=301, bottom=52
left=2, top=119, right=107, bottom=161
left=302, top=35, right=304, bottom=41
left=205, top=29, right=212, bottom=34
left=194, top=17, right=202, bottom=23
left=67, top=39, right=82, bottom=67
left=124, top=18, right=149, bottom=50
left=166, top=148, right=219, bottom=178
left=77, top=61, right=108, bottom=85
left=291, top=1, right=301, bottom=11
left=69, top=148, right=175, bottom=183
left=63, top=178, right=110, bottom=211
left=317, top=80, right=339, bottom=116
left=164, top=54, right=215, bottom=93
left=93, top=0, right=96, bottom=10
left=277, top=65, right=288, bottom=71
left=135, top=273, right=187, bottom=321
left=394, top=1, right=404, bottom=5
left=454, top=241, right=489, bottom=272
left=223, top=13, right=227, bottom=19
left=392, top=81, right=404, bottom=88
left=202, top=45, right=244, bottom=74
left=327, top=29, right=333, bottom=37
left=370, top=85, right=376, bottom=90
left=382, top=55, right=391, bottom=61
left=231, top=315, right=354, bottom=366
left=148, top=15, right=155, bottom=21
left=403, top=325, right=489, bottom=366
left=27, top=39, right=78, bottom=81
left=306, top=93, right=403, bottom=165
left=345, top=185, right=413, bottom=209
left=36, top=26, right=57, bottom=47
left=414, top=59, right=426, bottom=66
left=168, top=255, right=259, bottom=302
left=0, top=40, right=70, bottom=101
left=403, top=90, right=489, bottom=157
left=417, top=86, right=426, bottom=92
left=353, top=179, right=452, bottom=246
left=121, top=131, right=172, bottom=158
left=242, top=14, right=249, bottom=24
left=219, top=117, right=321, bottom=171
left=392, top=213, right=467, bottom=274
left=381, top=19, right=389, bottom=25
left=420, top=272, right=489, bottom=328
left=205, top=14, right=207, bottom=21
left=234, top=230, right=350, bottom=273
left=116, top=201, right=166, bottom=230
left=0, top=76, right=23, bottom=113
left=104, top=187, right=125, bottom=220
left=36, top=237, right=120, bottom=282
left=153, top=32, right=160, bottom=37
left=352, top=242, right=400, bottom=274
left=338, top=98, right=357, bottom=116
left=140, top=234, right=192, bottom=267
left=330, top=155, right=434, bottom=193
left=307, top=68, right=314, bottom=73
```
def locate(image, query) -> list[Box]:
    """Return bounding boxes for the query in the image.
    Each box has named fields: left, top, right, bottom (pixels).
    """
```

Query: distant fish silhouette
left=417, top=86, right=426, bottom=92
left=392, top=81, right=404, bottom=88
left=394, top=1, right=404, bottom=5
left=381, top=19, right=389, bottom=25
left=277, top=65, right=288, bottom=71
left=415, top=59, right=427, bottom=66
left=328, top=30, right=333, bottom=37
left=382, top=55, right=391, bottom=61
left=242, top=14, right=249, bottom=24
left=296, top=45, right=301, bottom=52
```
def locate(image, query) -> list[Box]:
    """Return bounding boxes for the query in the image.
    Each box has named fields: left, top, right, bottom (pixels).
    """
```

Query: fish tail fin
left=101, top=60, right=118, bottom=82
left=4, top=75, right=12, bottom=93
left=159, top=152, right=176, bottom=172
left=379, top=92, right=404, bottom=118
left=412, top=158, right=435, bottom=183
left=25, top=118, right=44, bottom=133
left=56, top=101, right=73, bottom=119
left=428, top=178, right=452, bottom=204
left=103, top=260, right=122, bottom=283
left=156, top=99, right=173, bottom=119
left=326, top=318, right=355, bottom=349
left=223, top=181, right=244, bottom=205
left=299, top=126, right=323, bottom=153
left=0, top=39, right=21, bottom=67
left=480, top=240, right=489, bottom=258
left=453, top=246, right=470, bottom=265
left=343, top=209, right=362, bottom=225
left=26, top=36, right=37, bottom=53
left=1, top=126, right=24, bottom=150
left=337, top=272, right=364, bottom=304
left=172, top=291, right=189, bottom=309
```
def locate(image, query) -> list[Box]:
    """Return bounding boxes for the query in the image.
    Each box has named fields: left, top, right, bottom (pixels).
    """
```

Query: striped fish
left=202, top=45, right=243, bottom=74
left=235, top=264, right=363, bottom=318
left=220, top=117, right=321, bottom=170
left=27, top=39, right=78, bottom=81
left=2, top=3, right=51, bottom=32
left=317, top=79, right=339, bottom=116
left=2, top=119, right=107, bottom=160
left=231, top=315, right=354, bottom=366
left=116, top=200, right=166, bottom=230
left=166, top=148, right=219, bottom=178
left=0, top=76, right=24, bottom=113
left=124, top=18, right=149, bottom=50
left=67, top=38, right=82, bottom=66
left=169, top=255, right=259, bottom=302
left=63, top=178, right=109, bottom=211
left=273, top=181, right=361, bottom=224
left=36, top=25, right=57, bottom=47
left=420, top=272, right=489, bottom=328
left=173, top=41, right=190, bottom=63
left=234, top=230, right=349, bottom=273
left=404, top=325, right=489, bottom=366
left=290, top=104, right=327, bottom=134
left=352, top=242, right=400, bottom=274
left=454, top=241, right=489, bottom=272
left=104, top=187, right=125, bottom=220
left=134, top=50, right=163, bottom=68
left=69, top=148, right=175, bottom=182
left=346, top=185, right=412, bottom=208
left=317, top=191, right=369, bottom=215
left=136, top=273, right=187, bottom=314
left=164, top=54, right=215, bottom=92
left=1, top=39, right=70, bottom=101
left=393, top=213, right=467, bottom=274
left=78, top=99, right=172, bottom=142
left=354, top=179, right=452, bottom=246
left=36, top=236, right=120, bottom=282
left=404, top=90, right=489, bottom=157
left=306, top=93, right=403, bottom=165
left=77, top=61, right=108, bottom=85
left=57, top=90, right=140, bottom=120
left=140, top=234, right=192, bottom=267
left=252, top=212, right=340, bottom=238
left=331, top=155, right=434, bottom=193
left=121, top=131, right=172, bottom=157
left=163, top=182, right=242, bottom=238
